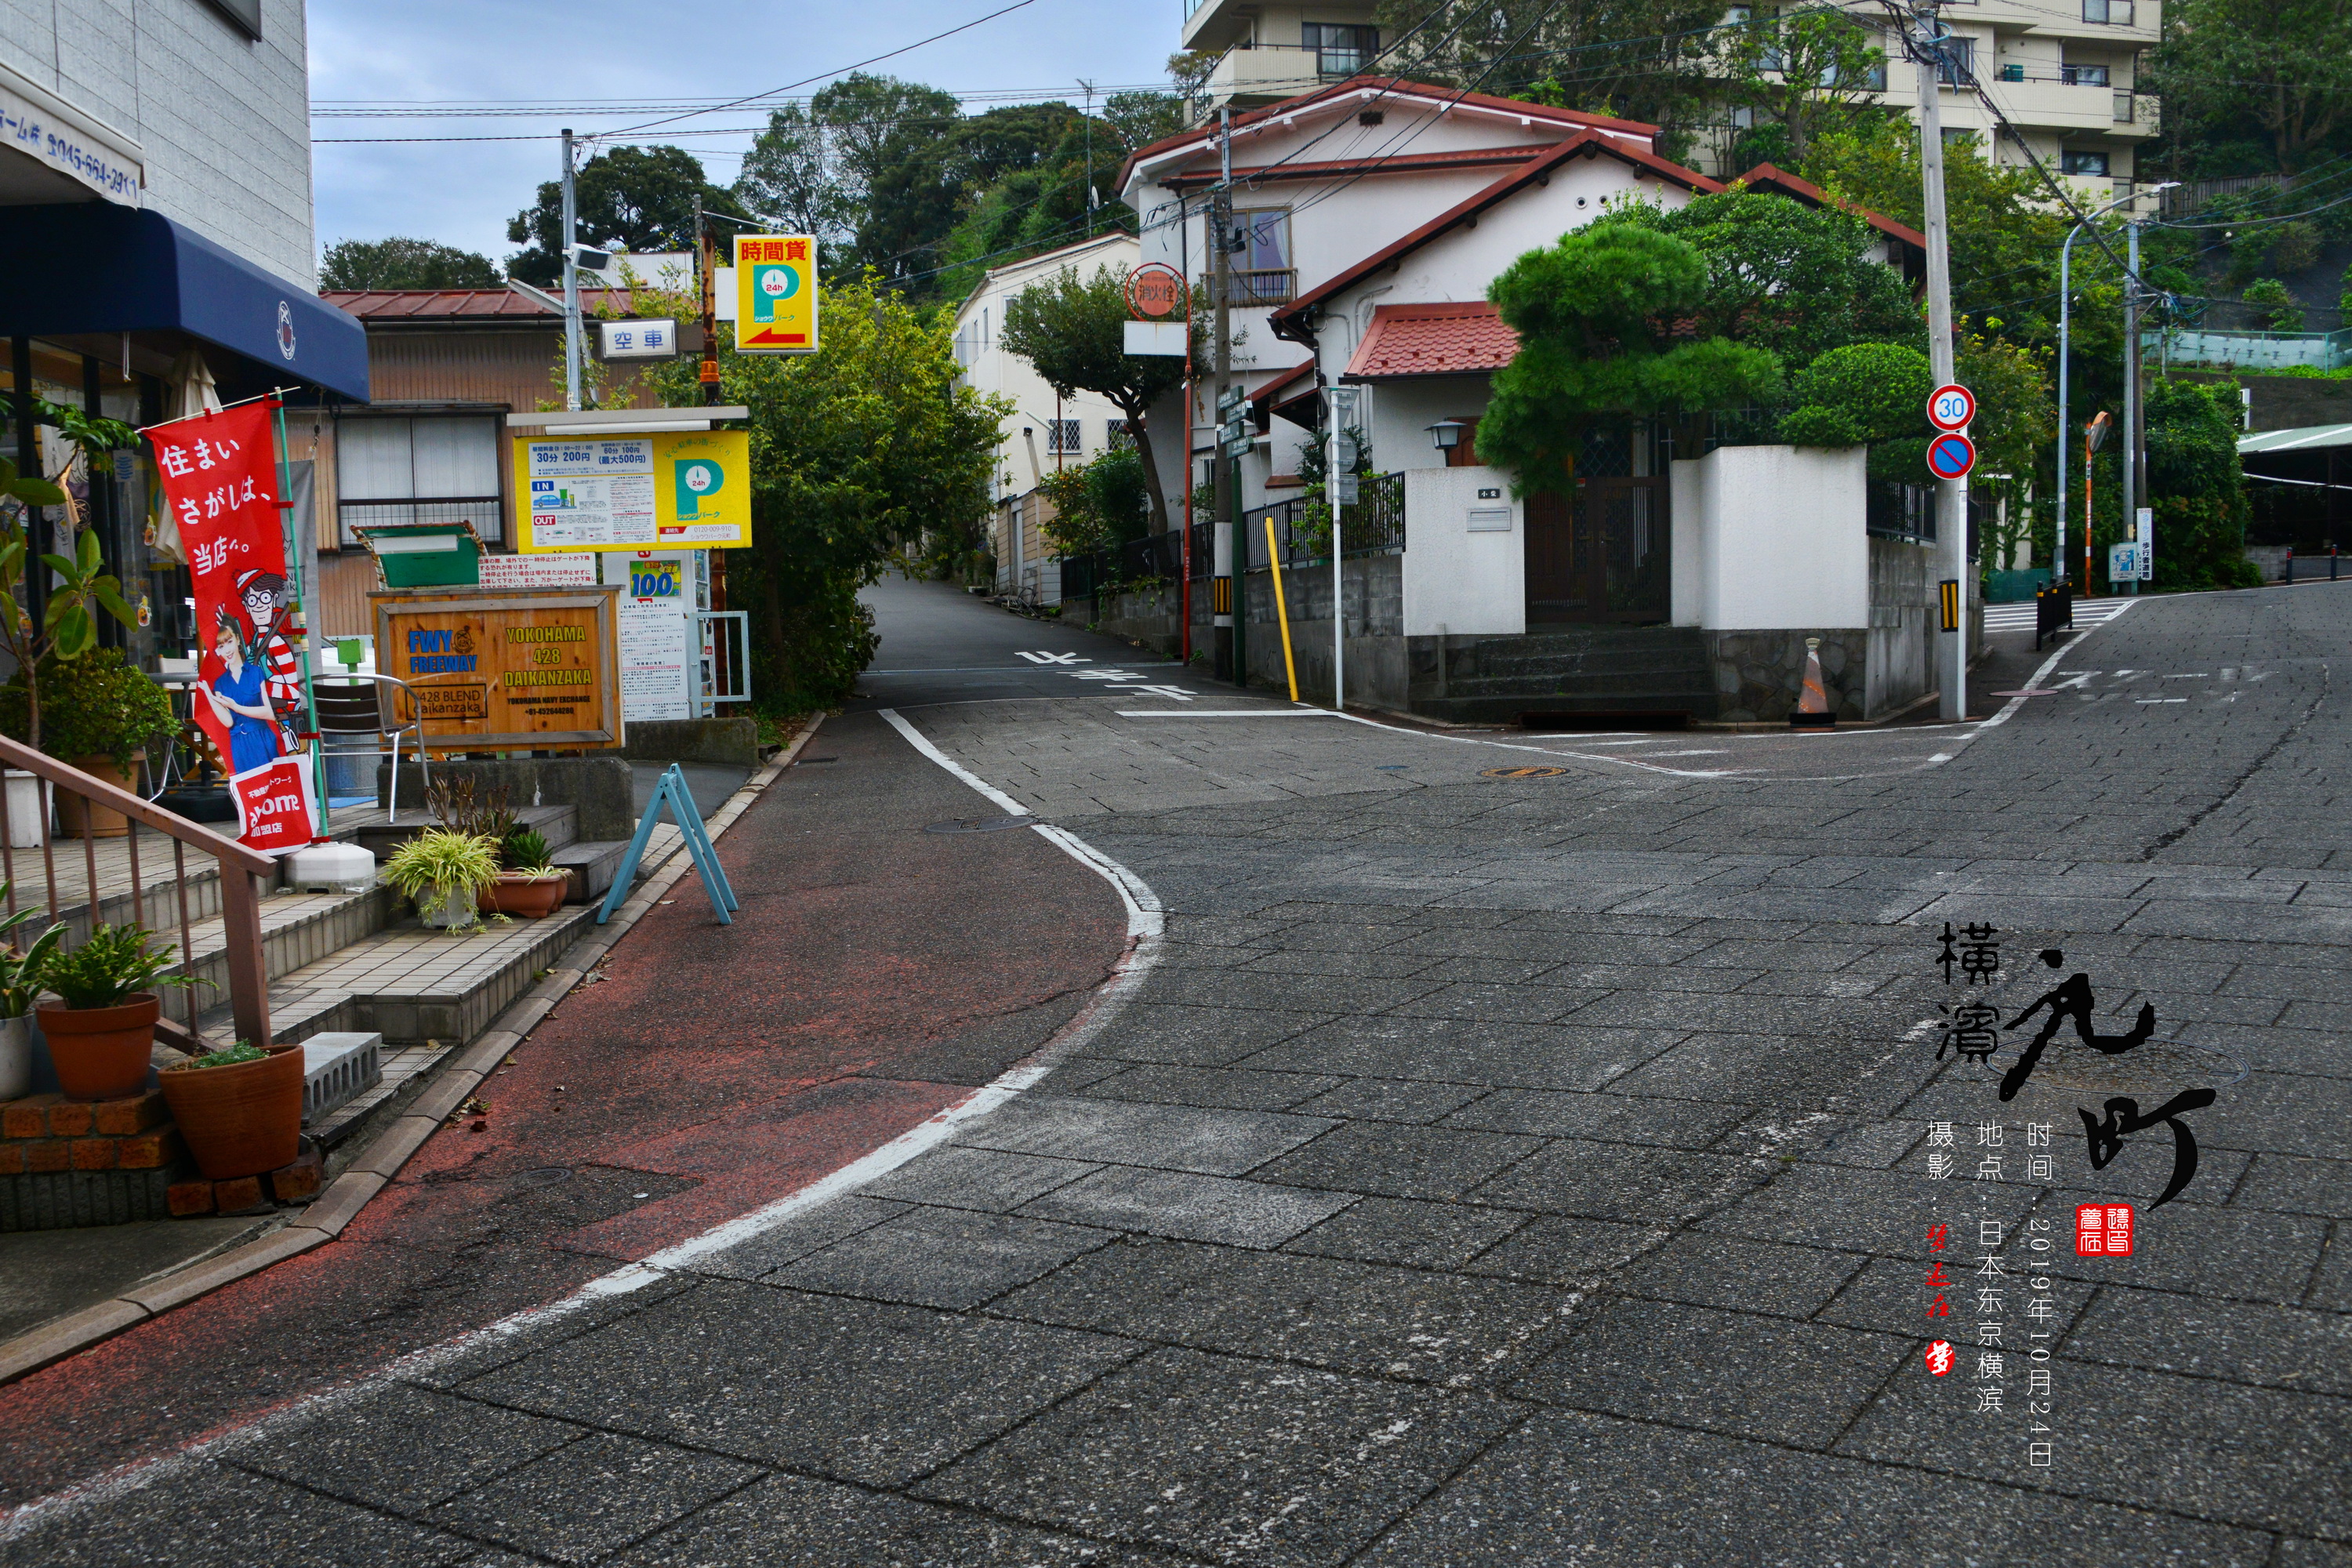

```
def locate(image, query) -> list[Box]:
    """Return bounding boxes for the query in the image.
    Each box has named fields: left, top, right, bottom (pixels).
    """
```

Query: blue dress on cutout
left=212, top=662, right=279, bottom=774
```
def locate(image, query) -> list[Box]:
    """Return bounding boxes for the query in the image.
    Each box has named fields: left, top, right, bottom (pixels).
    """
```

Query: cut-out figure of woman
left=205, top=608, right=281, bottom=775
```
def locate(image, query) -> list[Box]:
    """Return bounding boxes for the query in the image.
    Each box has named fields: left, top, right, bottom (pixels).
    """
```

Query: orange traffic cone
left=1790, top=637, right=1835, bottom=729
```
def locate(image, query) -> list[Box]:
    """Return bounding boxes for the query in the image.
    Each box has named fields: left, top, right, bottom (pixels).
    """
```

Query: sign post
left=514, top=430, right=752, bottom=553
left=731, top=235, right=818, bottom=354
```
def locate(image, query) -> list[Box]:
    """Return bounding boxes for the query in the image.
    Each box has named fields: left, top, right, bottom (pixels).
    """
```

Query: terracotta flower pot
left=56, top=753, right=142, bottom=839
left=38, top=993, right=161, bottom=1101
left=161, top=1044, right=303, bottom=1180
left=479, top=870, right=568, bottom=919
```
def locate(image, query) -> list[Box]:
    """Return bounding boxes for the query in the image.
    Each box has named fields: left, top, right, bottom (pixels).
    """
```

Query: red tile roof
left=1733, top=164, right=1929, bottom=256
left=1163, top=144, right=1559, bottom=192
left=318, top=287, right=637, bottom=321
left=1345, top=303, right=1519, bottom=379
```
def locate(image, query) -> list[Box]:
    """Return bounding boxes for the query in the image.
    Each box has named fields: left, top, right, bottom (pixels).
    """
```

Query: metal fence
left=1240, top=476, right=1406, bottom=570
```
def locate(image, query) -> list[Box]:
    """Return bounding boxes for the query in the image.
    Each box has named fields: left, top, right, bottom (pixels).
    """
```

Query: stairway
left=1408, top=626, right=1719, bottom=725
left=344, top=803, right=636, bottom=906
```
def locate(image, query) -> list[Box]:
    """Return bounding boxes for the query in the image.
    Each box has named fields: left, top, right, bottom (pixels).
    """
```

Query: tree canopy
left=1478, top=225, right=1785, bottom=492
left=1000, top=264, right=1200, bottom=535
left=506, top=146, right=745, bottom=286
left=1593, top=188, right=1922, bottom=370
left=321, top=237, right=501, bottom=291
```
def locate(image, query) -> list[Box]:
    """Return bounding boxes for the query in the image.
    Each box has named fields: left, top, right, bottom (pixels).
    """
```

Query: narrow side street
left=6, top=577, right=2346, bottom=1564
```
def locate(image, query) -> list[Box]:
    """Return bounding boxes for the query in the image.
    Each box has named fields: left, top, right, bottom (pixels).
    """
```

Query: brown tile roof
left=1343, top=302, right=1519, bottom=379
left=1733, top=164, right=1930, bottom=258
left=1164, top=144, right=1559, bottom=192
left=318, top=287, right=637, bottom=321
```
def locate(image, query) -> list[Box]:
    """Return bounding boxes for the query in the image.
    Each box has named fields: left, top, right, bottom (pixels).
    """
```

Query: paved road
left=8, top=576, right=2349, bottom=1564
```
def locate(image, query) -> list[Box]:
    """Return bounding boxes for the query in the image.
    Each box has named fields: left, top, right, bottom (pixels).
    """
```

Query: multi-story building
left=1, top=0, right=367, bottom=663
left=1179, top=0, right=2159, bottom=208
left=949, top=231, right=1141, bottom=602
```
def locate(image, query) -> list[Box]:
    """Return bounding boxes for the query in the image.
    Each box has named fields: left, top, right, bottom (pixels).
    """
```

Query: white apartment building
left=949, top=231, right=1141, bottom=601
left=1179, top=0, right=2159, bottom=208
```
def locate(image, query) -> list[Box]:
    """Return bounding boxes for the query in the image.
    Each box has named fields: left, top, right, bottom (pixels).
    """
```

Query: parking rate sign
left=735, top=234, right=818, bottom=353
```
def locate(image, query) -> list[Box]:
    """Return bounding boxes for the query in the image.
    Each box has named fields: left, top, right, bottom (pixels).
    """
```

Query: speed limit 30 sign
left=1927, top=383, right=1975, bottom=431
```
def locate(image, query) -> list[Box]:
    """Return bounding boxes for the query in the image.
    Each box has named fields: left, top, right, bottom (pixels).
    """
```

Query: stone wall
left=1238, top=555, right=1407, bottom=710
left=1703, top=630, right=1868, bottom=723
left=1073, top=579, right=1187, bottom=658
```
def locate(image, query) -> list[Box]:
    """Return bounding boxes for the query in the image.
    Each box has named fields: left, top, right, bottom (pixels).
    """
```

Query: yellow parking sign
left=734, top=234, right=818, bottom=354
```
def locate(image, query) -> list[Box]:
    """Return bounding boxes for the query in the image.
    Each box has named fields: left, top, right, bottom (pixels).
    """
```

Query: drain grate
left=925, top=815, right=1036, bottom=834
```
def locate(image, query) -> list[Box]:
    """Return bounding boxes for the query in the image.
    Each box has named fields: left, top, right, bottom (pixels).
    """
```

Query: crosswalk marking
left=1981, top=597, right=2133, bottom=631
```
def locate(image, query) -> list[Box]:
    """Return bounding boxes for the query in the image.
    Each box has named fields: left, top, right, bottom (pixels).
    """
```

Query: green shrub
left=0, top=647, right=176, bottom=761
left=44, top=922, right=208, bottom=1010
left=2241, top=278, right=2303, bottom=332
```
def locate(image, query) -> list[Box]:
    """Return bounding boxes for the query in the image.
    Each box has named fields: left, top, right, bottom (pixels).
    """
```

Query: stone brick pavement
left=7, top=582, right=2347, bottom=1565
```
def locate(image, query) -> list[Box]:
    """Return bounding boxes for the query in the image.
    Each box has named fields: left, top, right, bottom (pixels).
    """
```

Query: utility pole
left=1328, top=385, right=1353, bottom=711
left=1214, top=106, right=1242, bottom=686
left=1080, top=80, right=1097, bottom=238
left=1911, top=2, right=1966, bottom=722
left=2122, top=217, right=2143, bottom=593
left=561, top=129, right=583, bottom=412
left=697, top=198, right=720, bottom=408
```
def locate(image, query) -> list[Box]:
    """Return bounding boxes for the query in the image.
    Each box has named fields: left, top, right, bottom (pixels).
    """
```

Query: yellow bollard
left=1265, top=515, right=1300, bottom=702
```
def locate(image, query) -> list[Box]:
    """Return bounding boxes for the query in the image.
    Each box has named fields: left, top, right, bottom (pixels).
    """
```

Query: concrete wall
left=1867, top=535, right=1937, bottom=719
left=1399, top=466, right=1523, bottom=637
left=1, top=0, right=318, bottom=287
left=1239, top=553, right=1406, bottom=710
left=1670, top=446, right=1870, bottom=631
left=1080, top=579, right=1188, bottom=658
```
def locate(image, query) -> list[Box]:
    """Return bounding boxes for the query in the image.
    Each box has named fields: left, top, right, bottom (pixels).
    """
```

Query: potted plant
left=481, top=827, right=568, bottom=918
left=0, top=647, right=176, bottom=837
left=0, top=886, right=66, bottom=1100
left=37, top=921, right=207, bottom=1101
left=160, top=1039, right=303, bottom=1180
left=0, top=495, right=141, bottom=840
left=383, top=829, right=501, bottom=931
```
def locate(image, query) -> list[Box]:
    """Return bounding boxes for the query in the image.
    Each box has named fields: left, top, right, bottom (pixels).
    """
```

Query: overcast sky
left=307, top=0, right=1179, bottom=270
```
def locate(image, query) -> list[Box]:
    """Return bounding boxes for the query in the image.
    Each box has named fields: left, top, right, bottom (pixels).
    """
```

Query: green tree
left=1479, top=225, right=1785, bottom=492
left=1717, top=6, right=1891, bottom=167
left=1103, top=91, right=1186, bottom=155
left=1594, top=187, right=1922, bottom=370
left=2242, top=277, right=2305, bottom=331
left=639, top=275, right=1007, bottom=708
left=506, top=146, right=745, bottom=287
left=1000, top=265, right=1199, bottom=537
left=806, top=74, right=966, bottom=286
left=2150, top=0, right=2352, bottom=172
left=1778, top=339, right=1936, bottom=481
left=734, top=105, right=852, bottom=248
left=1803, top=118, right=2069, bottom=349
left=2145, top=379, right=2260, bottom=589
left=1036, top=446, right=1152, bottom=559
left=321, top=237, right=501, bottom=291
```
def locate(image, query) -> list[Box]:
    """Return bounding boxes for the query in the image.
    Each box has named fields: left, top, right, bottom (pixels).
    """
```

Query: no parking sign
left=1926, top=430, right=1976, bottom=481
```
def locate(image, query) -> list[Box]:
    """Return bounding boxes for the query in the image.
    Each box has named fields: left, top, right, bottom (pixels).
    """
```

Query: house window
left=1107, top=420, right=1134, bottom=448
left=2063, top=149, right=2111, bottom=176
left=1935, top=37, right=1976, bottom=86
left=2081, top=0, right=2134, bottom=19
left=336, top=414, right=502, bottom=545
left=2062, top=61, right=2110, bottom=85
left=1047, top=419, right=1083, bottom=455
left=1232, top=210, right=1295, bottom=306
left=1304, top=23, right=1377, bottom=77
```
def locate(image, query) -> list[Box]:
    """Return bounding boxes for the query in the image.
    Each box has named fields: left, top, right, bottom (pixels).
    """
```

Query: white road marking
left=1116, top=708, right=1337, bottom=717
left=1015, top=651, right=1089, bottom=664
left=2136, top=698, right=2187, bottom=704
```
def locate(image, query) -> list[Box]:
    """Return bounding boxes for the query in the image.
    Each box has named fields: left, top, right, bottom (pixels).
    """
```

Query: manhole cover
left=1481, top=765, right=1571, bottom=779
left=924, top=815, right=1036, bottom=834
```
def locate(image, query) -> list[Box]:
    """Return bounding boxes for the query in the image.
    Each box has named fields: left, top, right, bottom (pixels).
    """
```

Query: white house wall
left=1668, top=445, right=1870, bottom=631
left=1399, top=465, right=1523, bottom=637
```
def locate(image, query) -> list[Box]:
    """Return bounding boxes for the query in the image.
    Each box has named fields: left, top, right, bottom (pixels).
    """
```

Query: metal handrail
left=0, top=733, right=273, bottom=1050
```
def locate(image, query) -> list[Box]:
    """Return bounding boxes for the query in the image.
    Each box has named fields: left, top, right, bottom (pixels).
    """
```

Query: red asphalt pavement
left=0, top=712, right=1126, bottom=1509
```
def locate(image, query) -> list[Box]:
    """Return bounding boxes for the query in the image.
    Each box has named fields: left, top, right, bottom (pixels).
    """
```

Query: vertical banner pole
left=273, top=400, right=326, bottom=836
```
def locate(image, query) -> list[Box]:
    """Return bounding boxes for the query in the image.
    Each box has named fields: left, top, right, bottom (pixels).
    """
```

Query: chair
left=311, top=675, right=432, bottom=822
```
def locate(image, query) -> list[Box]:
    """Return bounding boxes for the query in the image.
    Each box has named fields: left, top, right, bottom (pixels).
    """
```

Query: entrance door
left=1524, top=424, right=1670, bottom=624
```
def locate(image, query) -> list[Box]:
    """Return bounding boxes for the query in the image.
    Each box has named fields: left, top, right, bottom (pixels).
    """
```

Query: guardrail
left=0, top=735, right=273, bottom=1051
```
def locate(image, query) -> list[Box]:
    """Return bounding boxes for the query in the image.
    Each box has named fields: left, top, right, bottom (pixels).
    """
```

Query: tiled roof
left=318, top=287, right=637, bottom=321
left=1344, top=303, right=1519, bottom=379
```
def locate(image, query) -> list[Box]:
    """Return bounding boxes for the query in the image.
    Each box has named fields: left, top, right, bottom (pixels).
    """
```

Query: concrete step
left=345, top=802, right=580, bottom=860
left=550, top=840, right=632, bottom=905
left=1436, top=670, right=1716, bottom=699
left=1412, top=693, right=1716, bottom=725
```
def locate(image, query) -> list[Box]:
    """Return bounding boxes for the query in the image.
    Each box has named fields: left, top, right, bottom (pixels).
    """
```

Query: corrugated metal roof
left=318, top=287, right=637, bottom=321
left=1344, top=302, right=1519, bottom=379
left=2240, top=422, right=2352, bottom=455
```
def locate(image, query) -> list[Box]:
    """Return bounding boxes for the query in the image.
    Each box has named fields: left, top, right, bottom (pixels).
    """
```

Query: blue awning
left=0, top=203, right=368, bottom=403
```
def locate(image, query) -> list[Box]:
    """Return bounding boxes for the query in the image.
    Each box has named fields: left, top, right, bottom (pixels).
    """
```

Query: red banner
left=147, top=402, right=315, bottom=851
left=230, top=754, right=318, bottom=857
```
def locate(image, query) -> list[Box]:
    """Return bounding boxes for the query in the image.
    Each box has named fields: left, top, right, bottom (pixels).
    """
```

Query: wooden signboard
left=368, top=585, right=624, bottom=753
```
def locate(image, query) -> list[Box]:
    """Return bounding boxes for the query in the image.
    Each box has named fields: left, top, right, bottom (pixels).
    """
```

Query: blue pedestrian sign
left=1926, top=430, right=1976, bottom=481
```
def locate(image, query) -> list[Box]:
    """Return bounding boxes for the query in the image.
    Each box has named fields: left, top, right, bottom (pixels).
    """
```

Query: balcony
left=1226, top=268, right=1298, bottom=307
left=1200, top=45, right=1367, bottom=110
left=1980, top=73, right=2142, bottom=132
